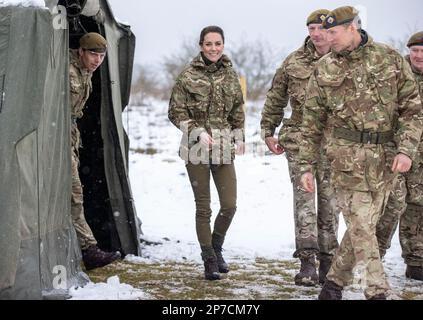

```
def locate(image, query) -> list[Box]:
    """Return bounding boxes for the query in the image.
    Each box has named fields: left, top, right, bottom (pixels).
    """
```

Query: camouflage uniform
left=168, top=53, right=244, bottom=248
left=261, top=37, right=338, bottom=260
left=377, top=56, right=423, bottom=267
left=299, top=32, right=423, bottom=298
left=69, top=49, right=97, bottom=250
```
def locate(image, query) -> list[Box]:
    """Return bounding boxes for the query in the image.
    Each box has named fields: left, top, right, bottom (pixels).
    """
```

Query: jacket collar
left=70, top=49, right=92, bottom=76
left=405, top=55, right=423, bottom=77
left=191, top=53, right=232, bottom=73
left=334, top=29, right=372, bottom=60
left=303, top=36, right=323, bottom=61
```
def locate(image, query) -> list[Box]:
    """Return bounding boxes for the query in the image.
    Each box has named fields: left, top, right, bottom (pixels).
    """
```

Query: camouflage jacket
left=69, top=49, right=93, bottom=119
left=407, top=55, right=423, bottom=164
left=168, top=53, right=245, bottom=164
left=299, top=32, right=423, bottom=192
left=260, top=37, right=324, bottom=151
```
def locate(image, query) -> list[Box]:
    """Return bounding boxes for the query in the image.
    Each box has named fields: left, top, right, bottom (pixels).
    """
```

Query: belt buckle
left=363, top=132, right=380, bottom=144
left=361, top=131, right=372, bottom=144
left=374, top=132, right=380, bottom=144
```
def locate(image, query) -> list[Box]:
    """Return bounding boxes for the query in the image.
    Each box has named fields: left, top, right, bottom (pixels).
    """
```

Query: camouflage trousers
left=186, top=163, right=237, bottom=247
left=377, top=163, right=423, bottom=267
left=71, top=146, right=97, bottom=250
left=327, top=188, right=391, bottom=298
left=286, top=149, right=338, bottom=260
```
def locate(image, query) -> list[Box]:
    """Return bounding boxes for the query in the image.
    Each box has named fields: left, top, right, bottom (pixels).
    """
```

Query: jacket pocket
left=372, top=69, right=398, bottom=105
left=222, top=85, right=236, bottom=117
left=318, top=74, right=354, bottom=122
left=186, top=85, right=209, bottom=120
left=286, top=65, right=313, bottom=104
left=187, top=84, right=210, bottom=102
left=317, top=74, right=346, bottom=109
left=327, top=144, right=368, bottom=191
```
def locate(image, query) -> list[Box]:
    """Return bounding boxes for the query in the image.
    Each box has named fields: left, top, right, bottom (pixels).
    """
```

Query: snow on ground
left=124, top=99, right=347, bottom=262
left=0, top=0, right=45, bottom=7
left=69, top=275, right=150, bottom=300
left=71, top=99, right=423, bottom=299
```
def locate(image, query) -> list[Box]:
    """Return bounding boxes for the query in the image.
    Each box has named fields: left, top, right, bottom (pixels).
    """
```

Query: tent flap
left=0, top=1, right=140, bottom=299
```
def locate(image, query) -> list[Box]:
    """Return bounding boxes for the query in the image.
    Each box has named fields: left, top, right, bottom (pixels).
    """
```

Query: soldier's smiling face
left=201, top=32, right=224, bottom=63
left=326, top=24, right=355, bottom=53
left=308, top=23, right=328, bottom=47
left=78, top=48, right=106, bottom=73
left=410, top=46, right=423, bottom=72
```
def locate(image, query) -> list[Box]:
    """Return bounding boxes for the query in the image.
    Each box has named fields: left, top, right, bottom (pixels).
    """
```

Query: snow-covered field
left=70, top=100, right=423, bottom=300
left=0, top=0, right=45, bottom=7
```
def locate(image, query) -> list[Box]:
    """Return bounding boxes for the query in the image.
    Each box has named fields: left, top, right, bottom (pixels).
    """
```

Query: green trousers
left=377, top=163, right=423, bottom=267
left=186, top=163, right=237, bottom=247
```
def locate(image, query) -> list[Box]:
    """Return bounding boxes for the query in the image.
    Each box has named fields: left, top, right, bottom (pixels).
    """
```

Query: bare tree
left=161, top=38, right=198, bottom=99
left=227, top=39, right=284, bottom=101
left=130, top=37, right=285, bottom=103
left=160, top=37, right=284, bottom=102
left=387, top=23, right=420, bottom=56
left=130, top=63, right=162, bottom=106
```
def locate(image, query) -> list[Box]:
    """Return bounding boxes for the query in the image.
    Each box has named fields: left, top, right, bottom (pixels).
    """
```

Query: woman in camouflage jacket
left=168, top=26, right=245, bottom=281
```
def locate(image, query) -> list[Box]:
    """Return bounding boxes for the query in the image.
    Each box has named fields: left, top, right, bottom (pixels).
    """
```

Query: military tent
left=0, top=0, right=141, bottom=299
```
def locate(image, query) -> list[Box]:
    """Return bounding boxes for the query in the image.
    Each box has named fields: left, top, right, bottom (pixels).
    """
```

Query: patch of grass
left=131, top=147, right=159, bottom=155
left=400, top=291, right=422, bottom=300
left=85, top=257, right=314, bottom=300
left=84, top=258, right=419, bottom=300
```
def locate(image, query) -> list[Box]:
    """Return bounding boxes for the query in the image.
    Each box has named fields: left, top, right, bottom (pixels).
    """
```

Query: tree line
left=130, top=38, right=284, bottom=105
left=130, top=33, right=414, bottom=106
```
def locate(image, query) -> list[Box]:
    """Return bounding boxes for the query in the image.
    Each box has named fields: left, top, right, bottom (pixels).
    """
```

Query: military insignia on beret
left=327, top=17, right=334, bottom=24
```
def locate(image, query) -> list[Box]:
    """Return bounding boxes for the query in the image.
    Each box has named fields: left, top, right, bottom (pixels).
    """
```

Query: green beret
left=407, top=31, right=423, bottom=48
left=323, top=6, right=359, bottom=29
left=79, top=32, right=108, bottom=53
left=306, top=9, right=330, bottom=26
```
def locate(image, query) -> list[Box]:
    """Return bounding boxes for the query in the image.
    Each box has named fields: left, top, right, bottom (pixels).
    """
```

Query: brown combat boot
left=212, top=233, right=229, bottom=273
left=201, top=246, right=220, bottom=281
left=295, top=257, right=318, bottom=286
left=318, top=255, right=333, bottom=285
left=318, top=280, right=343, bottom=300
left=82, top=245, right=121, bottom=271
left=405, top=265, right=423, bottom=281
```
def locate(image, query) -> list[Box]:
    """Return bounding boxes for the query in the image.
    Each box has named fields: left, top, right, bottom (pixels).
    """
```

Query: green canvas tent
left=0, top=0, right=141, bottom=299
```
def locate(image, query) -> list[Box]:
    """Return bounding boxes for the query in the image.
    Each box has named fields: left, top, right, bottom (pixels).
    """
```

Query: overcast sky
left=107, top=0, right=423, bottom=65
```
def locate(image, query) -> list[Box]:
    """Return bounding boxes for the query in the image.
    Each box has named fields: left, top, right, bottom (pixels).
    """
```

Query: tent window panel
left=0, top=75, right=5, bottom=113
